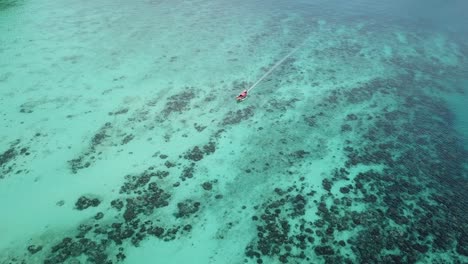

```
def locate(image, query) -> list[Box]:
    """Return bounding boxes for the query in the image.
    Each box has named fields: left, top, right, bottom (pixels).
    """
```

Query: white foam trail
left=247, top=43, right=304, bottom=93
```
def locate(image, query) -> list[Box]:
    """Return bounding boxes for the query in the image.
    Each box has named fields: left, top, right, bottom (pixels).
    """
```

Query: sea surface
left=1, top=0, right=467, bottom=263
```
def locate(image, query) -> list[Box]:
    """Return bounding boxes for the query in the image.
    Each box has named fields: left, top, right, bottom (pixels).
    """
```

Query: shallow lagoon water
left=1, top=0, right=467, bottom=263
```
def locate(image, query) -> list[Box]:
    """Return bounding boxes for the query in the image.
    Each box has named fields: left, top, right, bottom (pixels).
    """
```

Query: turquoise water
left=1, top=0, right=467, bottom=263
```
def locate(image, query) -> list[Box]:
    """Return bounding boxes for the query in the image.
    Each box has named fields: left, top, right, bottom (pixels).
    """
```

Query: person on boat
left=236, top=90, right=248, bottom=101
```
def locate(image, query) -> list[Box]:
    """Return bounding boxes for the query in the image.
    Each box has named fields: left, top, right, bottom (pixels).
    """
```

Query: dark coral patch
left=42, top=164, right=186, bottom=263
left=184, top=146, right=204, bottom=161
left=194, top=123, right=207, bottom=132
left=201, top=181, right=212, bottom=190
left=121, top=134, right=134, bottom=145
left=0, top=148, right=16, bottom=175
left=27, top=245, right=42, bottom=255
left=108, top=108, right=129, bottom=116
left=68, top=122, right=112, bottom=173
left=339, top=187, right=350, bottom=194
left=203, top=141, right=216, bottom=155
left=314, top=245, right=334, bottom=256
left=162, top=89, right=196, bottom=116
left=222, top=106, right=255, bottom=125
left=180, top=163, right=195, bottom=181
left=0, top=139, right=26, bottom=178
left=75, top=196, right=101, bottom=210
left=322, top=179, right=332, bottom=192
left=175, top=200, right=200, bottom=218
left=91, top=122, right=112, bottom=148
